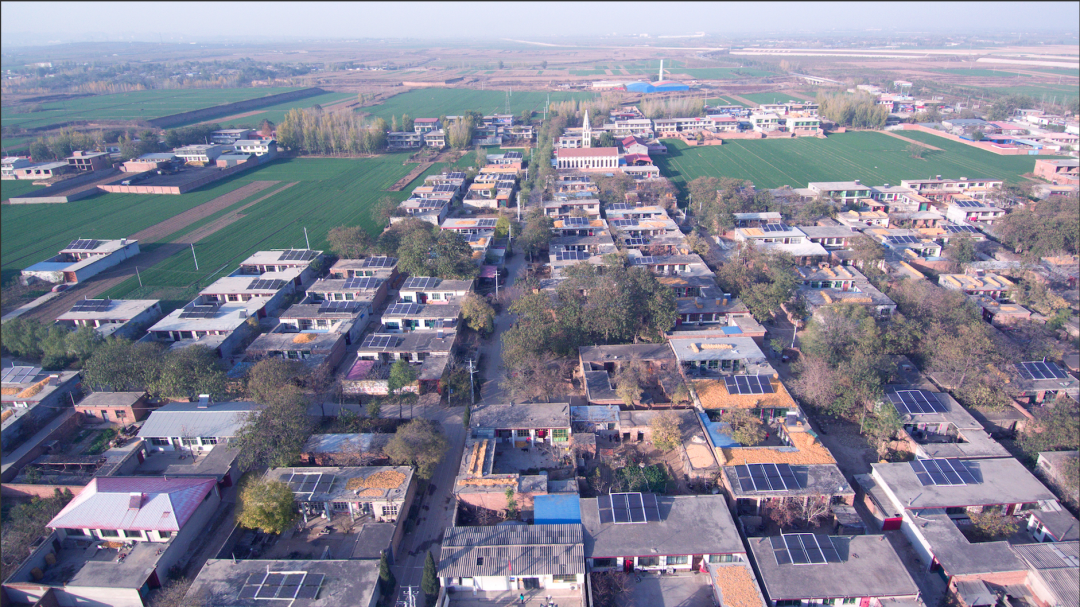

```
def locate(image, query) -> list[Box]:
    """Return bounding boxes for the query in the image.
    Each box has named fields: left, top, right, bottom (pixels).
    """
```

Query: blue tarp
left=699, top=413, right=741, bottom=448
left=721, top=326, right=743, bottom=335
left=625, top=81, right=690, bottom=93
left=534, top=494, right=582, bottom=525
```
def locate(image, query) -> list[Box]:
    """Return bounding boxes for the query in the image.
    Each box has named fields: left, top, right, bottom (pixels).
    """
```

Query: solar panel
left=476, top=218, right=497, bottom=228
left=178, top=304, right=220, bottom=319
left=777, top=463, right=800, bottom=490
left=784, top=535, right=809, bottom=564
left=343, top=276, right=382, bottom=290
left=597, top=494, right=615, bottom=524
left=563, top=217, right=588, bottom=227
left=888, top=235, right=921, bottom=245
left=1, top=366, right=41, bottom=384
left=313, top=476, right=334, bottom=494
left=954, top=199, right=982, bottom=208
left=642, top=493, right=660, bottom=521
left=771, top=536, right=792, bottom=565
left=634, top=256, right=657, bottom=265
left=448, top=172, right=465, bottom=179
left=238, top=585, right=259, bottom=599
left=319, top=300, right=360, bottom=314
left=921, top=459, right=950, bottom=486
left=608, top=203, right=631, bottom=210
left=611, top=219, right=637, bottom=228
left=279, top=249, right=317, bottom=261
left=404, top=277, right=441, bottom=290
left=819, top=535, right=841, bottom=563
left=734, top=465, right=755, bottom=492
left=555, top=251, right=589, bottom=262
left=248, top=279, right=287, bottom=291
left=362, top=256, right=397, bottom=268
left=1018, top=361, right=1068, bottom=380
left=386, top=303, right=422, bottom=316
left=624, top=238, right=648, bottom=246
left=609, top=493, right=649, bottom=524
left=66, top=238, right=100, bottom=250
left=889, top=390, right=947, bottom=415
left=909, top=460, right=934, bottom=486
left=724, top=375, right=775, bottom=395
left=69, top=298, right=112, bottom=313
left=761, top=223, right=790, bottom=232
left=948, top=459, right=979, bottom=484
left=361, top=334, right=395, bottom=350
left=433, top=184, right=457, bottom=193
left=943, top=224, right=979, bottom=234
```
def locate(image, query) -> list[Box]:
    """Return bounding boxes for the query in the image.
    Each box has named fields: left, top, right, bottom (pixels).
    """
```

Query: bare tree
left=768, top=496, right=832, bottom=530
left=591, top=571, right=635, bottom=607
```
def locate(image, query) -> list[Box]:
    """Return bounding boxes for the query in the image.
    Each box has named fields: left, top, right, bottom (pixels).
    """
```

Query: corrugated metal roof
left=1037, top=568, right=1080, bottom=607
left=48, top=477, right=215, bottom=532
left=438, top=524, right=584, bottom=578
left=137, top=401, right=259, bottom=439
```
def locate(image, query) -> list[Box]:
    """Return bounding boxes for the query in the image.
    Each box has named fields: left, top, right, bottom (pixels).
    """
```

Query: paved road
left=388, top=406, right=466, bottom=606
left=477, top=249, right=528, bottom=406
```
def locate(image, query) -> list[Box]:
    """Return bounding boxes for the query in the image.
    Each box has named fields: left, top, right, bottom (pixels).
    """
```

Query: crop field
left=1, top=179, right=44, bottom=202
left=172, top=91, right=357, bottom=128
left=931, top=68, right=1030, bottom=77
left=0, top=173, right=285, bottom=285
left=653, top=132, right=1055, bottom=196
left=978, top=84, right=1079, bottom=100
left=362, top=89, right=596, bottom=121
left=677, top=67, right=777, bottom=79
left=98, top=152, right=477, bottom=308
left=1, top=87, right=302, bottom=130
left=737, top=92, right=808, bottom=106
left=707, top=97, right=749, bottom=107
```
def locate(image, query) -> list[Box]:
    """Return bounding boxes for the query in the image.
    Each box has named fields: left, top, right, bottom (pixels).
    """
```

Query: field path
left=173, top=181, right=299, bottom=243
left=725, top=94, right=759, bottom=107
left=388, top=162, right=433, bottom=191
left=25, top=181, right=297, bottom=320
left=879, top=130, right=944, bottom=151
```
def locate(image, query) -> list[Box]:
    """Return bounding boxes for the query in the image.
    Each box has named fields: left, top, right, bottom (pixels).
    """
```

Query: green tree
left=80, top=339, right=165, bottom=393
left=460, top=293, right=496, bottom=334
left=29, top=139, right=52, bottom=161
left=237, top=478, right=296, bottom=535
left=151, top=345, right=227, bottom=401
left=946, top=235, right=977, bottom=265
left=421, top=551, right=439, bottom=598
left=232, top=379, right=314, bottom=469
left=726, top=408, right=765, bottom=446
left=863, top=403, right=903, bottom=458
left=388, top=359, right=418, bottom=397
left=378, top=552, right=396, bottom=595
left=384, top=418, right=448, bottom=479
left=968, top=510, right=1018, bottom=542
left=366, top=399, right=382, bottom=419
left=908, top=142, right=926, bottom=159
left=327, top=225, right=373, bottom=259
left=401, top=114, right=414, bottom=133
left=521, top=208, right=554, bottom=260
left=245, top=359, right=305, bottom=405
left=505, top=487, right=518, bottom=519
left=1, top=318, right=47, bottom=360
left=0, top=489, right=74, bottom=581
left=649, top=411, right=682, bottom=452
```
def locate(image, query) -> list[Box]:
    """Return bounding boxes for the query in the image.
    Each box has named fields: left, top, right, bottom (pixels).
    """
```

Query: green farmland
left=1, top=87, right=302, bottom=130
left=654, top=132, right=1055, bottom=196
left=171, top=91, right=357, bottom=128
left=737, top=92, right=809, bottom=106
left=97, top=152, right=476, bottom=309
left=707, top=97, right=749, bottom=107
left=1, top=180, right=44, bottom=202
left=362, top=89, right=596, bottom=121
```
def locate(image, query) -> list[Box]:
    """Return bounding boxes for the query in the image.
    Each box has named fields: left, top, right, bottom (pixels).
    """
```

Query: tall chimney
left=659, top=60, right=664, bottom=81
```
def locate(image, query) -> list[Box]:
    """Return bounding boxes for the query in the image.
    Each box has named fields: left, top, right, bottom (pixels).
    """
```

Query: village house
left=807, top=181, right=872, bottom=203
left=885, top=387, right=1011, bottom=460
left=233, top=139, right=277, bottom=158
left=137, top=398, right=258, bottom=453
left=2, top=477, right=221, bottom=607
left=1, top=367, right=82, bottom=453
left=265, top=465, right=416, bottom=529
left=300, top=433, right=392, bottom=466
left=669, top=336, right=776, bottom=379
left=211, top=128, right=255, bottom=144
left=578, top=343, right=677, bottom=406
left=938, top=272, right=1014, bottom=301
left=185, top=559, right=380, bottom=607
left=733, top=212, right=783, bottom=228
left=381, top=300, right=461, bottom=333
left=329, top=255, right=399, bottom=280
left=945, top=197, right=1006, bottom=225
left=244, top=325, right=348, bottom=371
left=197, top=270, right=300, bottom=315
left=866, top=229, right=943, bottom=259
left=387, top=131, right=424, bottom=148
left=470, top=403, right=572, bottom=450
left=423, top=129, right=447, bottom=148
left=555, top=147, right=620, bottom=170
left=398, top=276, right=473, bottom=304
left=307, top=275, right=389, bottom=310
left=1009, top=360, right=1080, bottom=405
left=145, top=298, right=264, bottom=357
left=173, top=144, right=228, bottom=164
left=74, top=391, right=152, bottom=425
left=798, top=264, right=897, bottom=319
left=234, top=249, right=322, bottom=281
left=798, top=226, right=856, bottom=250
left=9, top=160, right=71, bottom=180
left=543, top=195, right=602, bottom=219
left=66, top=150, right=111, bottom=172
left=900, top=177, right=1003, bottom=201
left=437, top=525, right=585, bottom=596
left=1008, top=542, right=1079, bottom=607
left=351, top=330, right=457, bottom=365
left=1033, top=158, right=1079, bottom=185
left=21, top=238, right=140, bottom=285
left=748, top=534, right=920, bottom=607
left=441, top=217, right=499, bottom=236
left=413, top=117, right=441, bottom=133
left=549, top=232, right=617, bottom=257
left=54, top=298, right=162, bottom=339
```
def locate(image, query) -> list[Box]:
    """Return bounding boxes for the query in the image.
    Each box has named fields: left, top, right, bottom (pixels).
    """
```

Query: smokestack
left=659, top=60, right=664, bottom=81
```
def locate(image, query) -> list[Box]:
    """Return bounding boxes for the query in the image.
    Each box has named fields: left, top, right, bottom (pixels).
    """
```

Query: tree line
left=276, top=107, right=388, bottom=155
left=816, top=92, right=889, bottom=129
left=327, top=218, right=480, bottom=281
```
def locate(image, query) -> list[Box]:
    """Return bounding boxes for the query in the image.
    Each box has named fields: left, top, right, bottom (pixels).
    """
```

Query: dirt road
left=879, top=130, right=943, bottom=151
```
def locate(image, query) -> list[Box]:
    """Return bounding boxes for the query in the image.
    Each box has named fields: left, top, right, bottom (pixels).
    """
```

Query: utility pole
left=135, top=266, right=142, bottom=288
left=466, top=358, right=477, bottom=405
left=304, top=227, right=310, bottom=250
left=190, top=243, right=199, bottom=270
left=495, top=268, right=499, bottom=299
left=517, top=192, right=522, bottom=221
left=396, top=586, right=418, bottom=607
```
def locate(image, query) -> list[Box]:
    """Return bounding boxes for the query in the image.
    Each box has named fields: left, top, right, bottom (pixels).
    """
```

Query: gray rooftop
left=137, top=401, right=259, bottom=439
left=724, top=464, right=853, bottom=498
left=669, top=336, right=764, bottom=362
left=871, top=458, right=1056, bottom=509
left=470, top=403, right=571, bottom=430
left=798, top=226, right=857, bottom=239
left=581, top=494, right=743, bottom=558
left=579, top=343, right=675, bottom=364
left=914, top=511, right=1025, bottom=576
left=438, top=524, right=585, bottom=578
left=186, top=558, right=379, bottom=607
left=1030, top=509, right=1080, bottom=542
left=302, top=434, right=391, bottom=455
left=77, top=391, right=146, bottom=408
left=265, top=466, right=413, bottom=503
left=748, top=535, right=919, bottom=600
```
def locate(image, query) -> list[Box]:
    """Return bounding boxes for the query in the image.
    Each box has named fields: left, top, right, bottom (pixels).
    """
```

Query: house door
left=624, top=558, right=634, bottom=572
left=522, top=578, right=540, bottom=590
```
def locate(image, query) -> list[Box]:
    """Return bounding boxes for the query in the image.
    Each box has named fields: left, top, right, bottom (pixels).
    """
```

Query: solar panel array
left=562, top=217, right=589, bottom=227
left=624, top=238, right=648, bottom=246
left=318, top=301, right=361, bottom=314
left=448, top=172, right=466, bottom=180
left=279, top=249, right=317, bottom=262
left=769, top=534, right=841, bottom=566
left=634, top=256, right=657, bottom=265
left=248, top=279, right=287, bottom=291
left=888, top=390, right=947, bottom=415
left=386, top=303, right=422, bottom=316
left=724, top=375, right=775, bottom=395
left=237, top=571, right=325, bottom=601
left=909, top=458, right=979, bottom=486
left=555, top=251, right=589, bottom=262
left=505, top=151, right=523, bottom=159
left=1, top=366, right=41, bottom=384
left=888, top=235, right=922, bottom=245
left=476, top=218, right=497, bottom=228
left=361, top=256, right=397, bottom=268
left=69, top=298, right=112, bottom=313
left=66, top=239, right=100, bottom=250
left=607, top=203, right=631, bottom=210
left=943, top=224, right=980, bottom=234
left=433, top=184, right=458, bottom=193
left=953, top=199, right=982, bottom=208
left=404, top=277, right=441, bottom=290
left=361, top=334, right=397, bottom=350
left=734, top=463, right=801, bottom=492
left=761, top=223, right=791, bottom=233
left=178, top=304, right=220, bottom=319
left=611, top=219, right=638, bottom=228
left=1017, top=361, right=1069, bottom=380
left=343, top=276, right=382, bottom=290
left=286, top=472, right=334, bottom=499
left=597, top=493, right=660, bottom=524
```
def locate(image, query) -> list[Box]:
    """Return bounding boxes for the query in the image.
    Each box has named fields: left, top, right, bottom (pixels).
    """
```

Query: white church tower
left=581, top=110, right=592, bottom=148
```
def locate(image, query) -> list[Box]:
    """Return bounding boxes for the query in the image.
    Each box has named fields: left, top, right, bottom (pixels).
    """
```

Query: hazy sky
left=2, top=1, right=1078, bottom=43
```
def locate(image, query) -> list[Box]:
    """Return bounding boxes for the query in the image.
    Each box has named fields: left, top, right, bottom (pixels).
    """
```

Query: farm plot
left=361, top=89, right=596, bottom=121
left=675, top=67, right=777, bottom=79
left=707, top=96, right=750, bottom=107
left=172, top=91, right=357, bottom=128
left=737, top=92, right=807, bottom=106
left=1, top=87, right=301, bottom=130
left=653, top=132, right=1054, bottom=196
left=1, top=180, right=44, bottom=202
left=99, top=152, right=476, bottom=307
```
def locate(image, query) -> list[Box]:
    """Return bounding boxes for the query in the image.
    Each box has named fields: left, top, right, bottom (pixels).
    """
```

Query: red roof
left=622, top=136, right=645, bottom=147
left=556, top=147, right=619, bottom=158
left=623, top=154, right=653, bottom=165
left=414, top=118, right=439, bottom=123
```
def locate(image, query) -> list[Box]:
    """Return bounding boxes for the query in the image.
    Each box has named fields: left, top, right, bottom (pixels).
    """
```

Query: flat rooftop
left=470, top=403, right=571, bottom=430
left=186, top=558, right=379, bottom=606
left=579, top=343, right=675, bottom=364
left=264, top=466, right=413, bottom=503
left=56, top=298, right=159, bottom=322
left=238, top=249, right=321, bottom=267
left=581, top=494, right=743, bottom=558
left=748, top=535, right=919, bottom=600
left=913, top=510, right=1025, bottom=576
left=871, top=457, right=1056, bottom=509
left=724, top=463, right=852, bottom=498
left=670, top=336, right=765, bottom=362
left=149, top=299, right=268, bottom=333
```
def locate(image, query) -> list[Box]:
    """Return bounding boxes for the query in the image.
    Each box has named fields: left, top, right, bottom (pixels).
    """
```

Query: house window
left=159, top=531, right=172, bottom=539
left=201, top=437, right=218, bottom=445
left=123, top=530, right=143, bottom=539
left=515, top=429, right=530, bottom=438
left=709, top=554, right=740, bottom=563
left=64, top=528, right=88, bottom=537
left=637, top=556, right=660, bottom=567
left=775, top=601, right=802, bottom=607
left=552, top=429, right=569, bottom=442
left=181, top=438, right=199, bottom=446
left=99, top=529, right=119, bottom=537
left=552, top=574, right=578, bottom=583
left=332, top=502, right=349, bottom=512
left=382, top=504, right=399, bottom=518
left=151, top=438, right=170, bottom=446
left=842, top=599, right=857, bottom=605
left=666, top=555, right=689, bottom=565
left=593, top=558, right=617, bottom=568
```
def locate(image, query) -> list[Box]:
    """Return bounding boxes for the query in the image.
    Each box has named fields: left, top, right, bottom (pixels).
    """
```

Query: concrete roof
left=302, top=433, right=391, bottom=455
left=353, top=331, right=457, bottom=355
left=238, top=249, right=321, bottom=266
left=438, top=525, right=585, bottom=578
left=77, top=391, right=145, bottom=408
left=725, top=464, right=853, bottom=498
left=579, top=343, right=675, bottom=364
left=149, top=299, right=267, bottom=333
left=581, top=494, right=743, bottom=558
left=669, top=336, right=765, bottom=362
left=137, top=401, right=258, bottom=439
left=748, top=535, right=919, bottom=600
left=799, top=226, right=857, bottom=238
left=871, top=457, right=1056, bottom=509
left=265, top=466, right=413, bottom=503
left=56, top=299, right=159, bottom=321
left=470, top=403, right=571, bottom=430
left=186, top=558, right=379, bottom=607
left=911, top=511, right=1025, bottom=576
left=1029, top=509, right=1080, bottom=542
